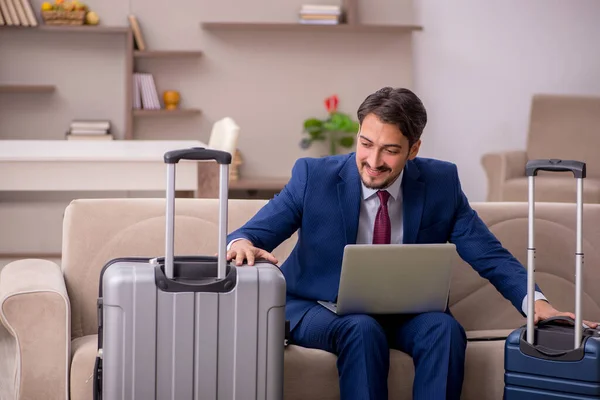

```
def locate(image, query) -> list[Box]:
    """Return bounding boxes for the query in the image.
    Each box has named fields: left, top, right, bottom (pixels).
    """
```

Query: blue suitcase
left=504, top=159, right=600, bottom=399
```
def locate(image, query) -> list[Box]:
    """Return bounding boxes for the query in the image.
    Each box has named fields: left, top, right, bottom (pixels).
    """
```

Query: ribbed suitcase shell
left=98, top=257, right=286, bottom=400
left=504, top=329, right=600, bottom=399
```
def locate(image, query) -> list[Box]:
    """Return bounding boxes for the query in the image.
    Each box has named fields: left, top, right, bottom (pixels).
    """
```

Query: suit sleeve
left=448, top=164, right=542, bottom=314
left=226, top=158, right=308, bottom=253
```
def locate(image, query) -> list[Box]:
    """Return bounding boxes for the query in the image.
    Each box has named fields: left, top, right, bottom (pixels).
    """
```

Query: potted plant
left=300, top=95, right=360, bottom=156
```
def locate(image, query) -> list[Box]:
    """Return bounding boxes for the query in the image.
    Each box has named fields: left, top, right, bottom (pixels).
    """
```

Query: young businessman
left=225, top=87, right=596, bottom=399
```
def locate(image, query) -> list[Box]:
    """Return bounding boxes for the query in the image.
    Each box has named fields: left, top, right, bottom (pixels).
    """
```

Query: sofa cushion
left=462, top=336, right=507, bottom=400
left=68, top=332, right=506, bottom=400
left=284, top=330, right=509, bottom=400
left=284, top=345, right=415, bottom=400
left=502, top=176, right=600, bottom=203
left=70, top=335, right=97, bottom=400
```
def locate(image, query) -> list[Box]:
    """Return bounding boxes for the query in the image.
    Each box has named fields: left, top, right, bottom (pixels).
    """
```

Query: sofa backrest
left=527, top=94, right=600, bottom=178
left=62, top=198, right=298, bottom=339
left=450, top=202, right=600, bottom=331
left=62, top=198, right=600, bottom=338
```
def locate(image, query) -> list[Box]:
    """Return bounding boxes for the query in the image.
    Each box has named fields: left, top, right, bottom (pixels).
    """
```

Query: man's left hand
left=534, top=299, right=598, bottom=329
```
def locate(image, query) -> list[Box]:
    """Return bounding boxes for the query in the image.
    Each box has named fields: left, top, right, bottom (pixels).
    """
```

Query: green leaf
left=309, top=131, right=326, bottom=141
left=322, top=122, right=336, bottom=131
left=330, top=113, right=346, bottom=129
left=339, top=136, right=354, bottom=148
left=324, top=112, right=359, bottom=133
left=303, top=118, right=323, bottom=134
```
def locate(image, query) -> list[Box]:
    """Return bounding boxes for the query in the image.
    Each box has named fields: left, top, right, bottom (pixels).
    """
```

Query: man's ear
left=408, top=140, right=421, bottom=160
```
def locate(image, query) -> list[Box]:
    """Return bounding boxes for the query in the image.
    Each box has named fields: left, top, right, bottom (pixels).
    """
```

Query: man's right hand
left=226, top=239, right=279, bottom=266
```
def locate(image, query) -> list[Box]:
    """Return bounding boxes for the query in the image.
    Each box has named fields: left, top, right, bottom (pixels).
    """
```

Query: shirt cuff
left=227, top=238, right=246, bottom=251
left=521, top=291, right=548, bottom=316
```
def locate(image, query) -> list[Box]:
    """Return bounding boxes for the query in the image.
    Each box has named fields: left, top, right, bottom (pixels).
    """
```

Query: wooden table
left=0, top=140, right=207, bottom=193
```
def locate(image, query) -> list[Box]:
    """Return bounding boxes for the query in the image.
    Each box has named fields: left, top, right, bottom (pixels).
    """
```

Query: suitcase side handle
left=164, top=147, right=232, bottom=165
left=525, top=159, right=586, bottom=178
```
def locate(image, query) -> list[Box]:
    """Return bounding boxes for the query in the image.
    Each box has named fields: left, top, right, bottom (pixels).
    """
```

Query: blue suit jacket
left=227, top=153, right=536, bottom=331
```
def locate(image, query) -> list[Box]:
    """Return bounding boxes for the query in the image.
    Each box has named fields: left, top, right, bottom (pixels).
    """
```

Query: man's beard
left=360, top=163, right=399, bottom=190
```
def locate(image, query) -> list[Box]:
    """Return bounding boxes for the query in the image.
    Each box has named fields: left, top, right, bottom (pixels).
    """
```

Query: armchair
left=482, top=94, right=600, bottom=202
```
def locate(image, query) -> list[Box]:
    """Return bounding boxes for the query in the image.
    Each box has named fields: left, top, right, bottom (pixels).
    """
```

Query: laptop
left=318, top=243, right=459, bottom=315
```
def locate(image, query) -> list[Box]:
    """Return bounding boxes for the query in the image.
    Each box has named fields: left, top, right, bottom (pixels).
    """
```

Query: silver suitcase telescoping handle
left=525, top=159, right=586, bottom=348
left=163, top=147, right=232, bottom=281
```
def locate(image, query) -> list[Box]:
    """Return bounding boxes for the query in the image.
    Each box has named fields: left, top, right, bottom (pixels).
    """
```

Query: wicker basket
left=42, top=10, right=86, bottom=25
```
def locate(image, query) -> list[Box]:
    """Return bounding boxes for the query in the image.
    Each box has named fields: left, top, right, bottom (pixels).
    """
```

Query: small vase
left=163, top=90, right=180, bottom=110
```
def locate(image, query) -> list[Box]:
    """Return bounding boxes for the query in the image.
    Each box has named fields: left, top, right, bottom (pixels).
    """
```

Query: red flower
left=324, top=95, right=339, bottom=113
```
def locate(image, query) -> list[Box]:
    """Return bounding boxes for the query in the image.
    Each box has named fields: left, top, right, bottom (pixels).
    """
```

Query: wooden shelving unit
left=201, top=22, right=423, bottom=33
left=134, top=50, right=203, bottom=58
left=131, top=46, right=204, bottom=138
left=133, top=109, right=202, bottom=117
left=0, top=84, right=56, bottom=93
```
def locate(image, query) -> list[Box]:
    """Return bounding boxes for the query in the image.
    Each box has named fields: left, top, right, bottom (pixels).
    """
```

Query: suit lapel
left=402, top=160, right=425, bottom=244
left=337, top=155, right=361, bottom=245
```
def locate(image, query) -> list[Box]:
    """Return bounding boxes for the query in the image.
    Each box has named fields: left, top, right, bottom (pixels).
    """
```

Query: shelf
left=0, top=84, right=56, bottom=93
left=38, top=25, right=130, bottom=34
left=201, top=22, right=423, bottom=33
left=133, top=109, right=202, bottom=117
left=134, top=50, right=203, bottom=58
left=0, top=25, right=130, bottom=34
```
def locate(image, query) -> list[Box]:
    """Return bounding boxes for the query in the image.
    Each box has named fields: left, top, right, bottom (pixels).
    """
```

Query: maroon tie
left=373, top=190, right=391, bottom=244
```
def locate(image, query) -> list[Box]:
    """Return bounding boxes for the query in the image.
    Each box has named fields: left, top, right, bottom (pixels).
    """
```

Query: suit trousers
left=290, top=304, right=467, bottom=400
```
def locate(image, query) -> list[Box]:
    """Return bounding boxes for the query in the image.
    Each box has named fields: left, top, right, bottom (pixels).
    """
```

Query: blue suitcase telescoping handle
left=163, top=147, right=232, bottom=281
left=525, top=159, right=586, bottom=350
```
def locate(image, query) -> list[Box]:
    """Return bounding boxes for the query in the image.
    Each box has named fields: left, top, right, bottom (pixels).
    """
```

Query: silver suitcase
left=93, top=147, right=287, bottom=400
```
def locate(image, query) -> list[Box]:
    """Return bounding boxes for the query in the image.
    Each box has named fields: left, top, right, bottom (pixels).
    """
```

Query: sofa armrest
left=0, top=259, right=70, bottom=400
left=481, top=150, right=527, bottom=201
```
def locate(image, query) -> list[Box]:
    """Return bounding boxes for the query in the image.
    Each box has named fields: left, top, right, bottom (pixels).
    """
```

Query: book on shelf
left=128, top=15, right=146, bottom=51
left=66, top=133, right=114, bottom=140
left=66, top=119, right=113, bottom=140
left=70, top=120, right=111, bottom=131
left=133, top=72, right=161, bottom=110
left=0, top=0, right=38, bottom=26
left=298, top=4, right=341, bottom=25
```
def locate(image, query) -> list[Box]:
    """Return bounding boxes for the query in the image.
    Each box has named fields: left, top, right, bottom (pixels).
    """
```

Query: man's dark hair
left=357, top=87, right=427, bottom=148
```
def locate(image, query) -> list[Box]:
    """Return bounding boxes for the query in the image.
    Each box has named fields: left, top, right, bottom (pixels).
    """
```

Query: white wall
left=2, top=0, right=600, bottom=257
left=413, top=0, right=600, bottom=201
left=0, top=0, right=416, bottom=256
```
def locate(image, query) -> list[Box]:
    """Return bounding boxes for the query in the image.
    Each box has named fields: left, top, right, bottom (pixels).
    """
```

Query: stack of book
left=133, top=72, right=161, bottom=110
left=298, top=4, right=341, bottom=25
left=0, top=0, right=38, bottom=27
left=66, top=120, right=113, bottom=140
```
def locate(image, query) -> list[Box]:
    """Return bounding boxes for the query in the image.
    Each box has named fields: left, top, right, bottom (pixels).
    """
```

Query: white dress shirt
left=356, top=171, right=404, bottom=245
left=355, top=171, right=545, bottom=315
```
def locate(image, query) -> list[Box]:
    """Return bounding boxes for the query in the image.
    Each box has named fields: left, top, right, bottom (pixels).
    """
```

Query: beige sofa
left=482, top=94, right=600, bottom=203
left=2, top=199, right=600, bottom=400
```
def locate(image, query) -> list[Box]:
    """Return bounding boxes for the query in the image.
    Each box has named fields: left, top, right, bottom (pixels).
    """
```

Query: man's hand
left=226, top=239, right=279, bottom=266
left=534, top=300, right=598, bottom=329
